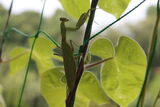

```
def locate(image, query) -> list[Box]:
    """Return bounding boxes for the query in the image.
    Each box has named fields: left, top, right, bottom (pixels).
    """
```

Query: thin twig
left=5, top=27, right=61, bottom=48
left=153, top=89, right=160, bottom=107
left=39, top=29, right=61, bottom=48
left=1, top=50, right=29, bottom=63
left=0, top=0, right=14, bottom=62
left=85, top=57, right=113, bottom=69
left=136, top=0, right=160, bottom=107
left=3, top=0, right=14, bottom=32
left=6, top=27, right=34, bottom=38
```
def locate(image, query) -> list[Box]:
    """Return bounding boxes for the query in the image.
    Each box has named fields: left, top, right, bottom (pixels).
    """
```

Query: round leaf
left=40, top=67, right=66, bottom=107
left=98, top=0, right=131, bottom=18
left=30, top=37, right=57, bottom=74
left=9, top=47, right=30, bottom=74
left=59, top=0, right=90, bottom=18
left=79, top=72, right=110, bottom=104
left=102, top=36, right=147, bottom=107
left=90, top=38, right=114, bottom=59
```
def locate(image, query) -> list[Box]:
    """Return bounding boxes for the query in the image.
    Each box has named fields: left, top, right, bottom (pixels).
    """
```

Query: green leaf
left=30, top=37, right=57, bottom=74
left=59, top=0, right=90, bottom=18
left=40, top=68, right=109, bottom=107
left=9, top=47, right=30, bottom=74
left=89, top=101, right=117, bottom=107
left=101, top=36, right=147, bottom=107
left=90, top=38, right=114, bottom=59
left=98, top=0, right=131, bottom=18
left=78, top=72, right=109, bottom=104
left=9, top=37, right=59, bottom=74
left=74, top=92, right=90, bottom=107
left=40, top=67, right=66, bottom=107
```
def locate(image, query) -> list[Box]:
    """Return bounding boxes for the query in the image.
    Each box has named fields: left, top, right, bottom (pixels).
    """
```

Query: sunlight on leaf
left=89, top=101, right=117, bottom=107
left=101, top=36, right=147, bottom=107
left=79, top=71, right=110, bottom=104
left=29, top=37, right=57, bottom=74
left=9, top=37, right=60, bottom=75
left=59, top=0, right=90, bottom=18
left=90, top=38, right=114, bottom=59
left=40, top=67, right=66, bottom=107
left=98, top=0, right=131, bottom=18
left=9, top=47, right=29, bottom=74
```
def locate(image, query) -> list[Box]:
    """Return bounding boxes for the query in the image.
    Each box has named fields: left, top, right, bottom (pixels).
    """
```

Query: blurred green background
left=0, top=3, right=160, bottom=107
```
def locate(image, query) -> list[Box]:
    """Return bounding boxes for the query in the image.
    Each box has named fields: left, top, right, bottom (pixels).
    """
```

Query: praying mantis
left=60, top=17, right=77, bottom=91
left=59, top=9, right=91, bottom=91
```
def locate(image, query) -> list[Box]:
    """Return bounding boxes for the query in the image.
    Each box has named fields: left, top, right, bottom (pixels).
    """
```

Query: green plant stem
left=17, top=0, right=46, bottom=107
left=65, top=0, right=99, bottom=107
left=6, top=27, right=34, bottom=38
left=136, top=0, right=160, bottom=107
left=0, top=0, right=14, bottom=62
left=5, top=27, right=61, bottom=48
left=85, top=57, right=113, bottom=69
left=17, top=36, right=37, bottom=107
left=39, top=29, right=61, bottom=48
left=153, top=89, right=160, bottom=107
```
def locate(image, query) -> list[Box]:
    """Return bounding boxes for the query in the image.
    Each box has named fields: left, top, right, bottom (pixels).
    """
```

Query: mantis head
left=60, top=17, right=69, bottom=22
